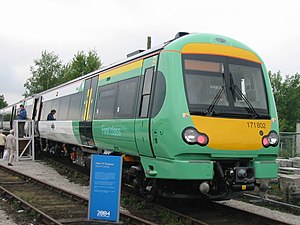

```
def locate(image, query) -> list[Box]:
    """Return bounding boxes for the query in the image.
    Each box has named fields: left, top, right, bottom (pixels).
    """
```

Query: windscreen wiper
left=206, top=87, right=224, bottom=115
left=206, top=73, right=226, bottom=115
left=229, top=73, right=259, bottom=118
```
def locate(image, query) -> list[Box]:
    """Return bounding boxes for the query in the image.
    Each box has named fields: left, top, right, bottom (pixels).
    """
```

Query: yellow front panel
left=191, top=116, right=271, bottom=150
left=182, top=44, right=262, bottom=64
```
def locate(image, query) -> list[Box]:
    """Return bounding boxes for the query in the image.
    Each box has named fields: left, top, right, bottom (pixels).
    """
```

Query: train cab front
left=138, top=33, right=279, bottom=200
left=178, top=35, right=279, bottom=199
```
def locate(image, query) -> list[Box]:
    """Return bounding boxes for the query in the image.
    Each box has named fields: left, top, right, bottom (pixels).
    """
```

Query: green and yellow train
left=0, top=32, right=279, bottom=199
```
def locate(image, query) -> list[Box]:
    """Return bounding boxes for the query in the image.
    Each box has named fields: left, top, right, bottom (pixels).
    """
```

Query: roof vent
left=175, top=32, right=189, bottom=39
left=127, top=49, right=145, bottom=58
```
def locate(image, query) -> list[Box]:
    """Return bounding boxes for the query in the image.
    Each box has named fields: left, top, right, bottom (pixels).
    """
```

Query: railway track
left=43, top=157, right=296, bottom=225
left=161, top=198, right=292, bottom=225
left=243, top=192, right=300, bottom=213
left=43, top=157, right=210, bottom=224
left=0, top=164, right=157, bottom=225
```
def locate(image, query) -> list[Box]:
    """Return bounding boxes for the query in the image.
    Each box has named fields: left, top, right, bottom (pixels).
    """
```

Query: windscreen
left=229, top=64, right=267, bottom=110
left=183, top=55, right=269, bottom=118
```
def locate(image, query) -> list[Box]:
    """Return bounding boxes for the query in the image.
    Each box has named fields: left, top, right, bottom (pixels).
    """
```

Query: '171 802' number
left=247, top=122, right=266, bottom=129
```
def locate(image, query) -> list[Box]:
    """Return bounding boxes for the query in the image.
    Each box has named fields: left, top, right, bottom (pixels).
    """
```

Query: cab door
left=135, top=56, right=158, bottom=157
left=79, top=75, right=99, bottom=146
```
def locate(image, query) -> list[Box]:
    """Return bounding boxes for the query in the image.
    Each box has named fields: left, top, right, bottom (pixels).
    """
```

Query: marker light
left=182, top=127, right=209, bottom=146
left=262, top=137, right=269, bottom=147
left=197, top=134, right=209, bottom=146
left=262, top=131, right=279, bottom=148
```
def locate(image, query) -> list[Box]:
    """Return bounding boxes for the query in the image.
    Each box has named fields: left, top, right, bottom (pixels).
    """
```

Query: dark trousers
left=0, top=145, right=4, bottom=158
left=18, top=121, right=25, bottom=137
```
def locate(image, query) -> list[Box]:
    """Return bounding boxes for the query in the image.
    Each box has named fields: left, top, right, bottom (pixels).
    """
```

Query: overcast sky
left=1, top=0, right=299, bottom=105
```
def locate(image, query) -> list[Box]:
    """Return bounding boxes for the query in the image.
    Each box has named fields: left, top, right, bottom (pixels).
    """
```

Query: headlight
left=182, top=127, right=198, bottom=143
left=268, top=131, right=279, bottom=146
left=182, top=127, right=209, bottom=146
left=262, top=131, right=279, bottom=148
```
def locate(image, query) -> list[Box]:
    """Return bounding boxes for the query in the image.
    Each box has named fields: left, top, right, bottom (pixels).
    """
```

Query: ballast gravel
left=0, top=207, right=16, bottom=225
left=0, top=159, right=300, bottom=225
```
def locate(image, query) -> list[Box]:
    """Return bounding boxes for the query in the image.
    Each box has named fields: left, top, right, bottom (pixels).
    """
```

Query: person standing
left=16, top=104, right=27, bottom=137
left=47, top=109, right=56, bottom=121
left=46, top=109, right=56, bottom=153
left=0, top=130, right=6, bottom=158
left=6, top=130, right=16, bottom=166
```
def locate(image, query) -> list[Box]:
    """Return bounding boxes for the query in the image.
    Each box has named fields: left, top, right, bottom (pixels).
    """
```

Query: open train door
left=79, top=75, right=99, bottom=147
left=10, top=105, right=17, bottom=130
left=32, top=96, right=43, bottom=137
left=32, top=96, right=42, bottom=121
left=135, top=56, right=158, bottom=157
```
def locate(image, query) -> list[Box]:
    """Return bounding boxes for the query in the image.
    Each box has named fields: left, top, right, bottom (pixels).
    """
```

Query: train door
left=32, top=96, right=42, bottom=137
left=10, top=105, right=16, bottom=130
left=135, top=56, right=158, bottom=157
left=79, top=75, right=99, bottom=146
left=32, top=96, right=42, bottom=121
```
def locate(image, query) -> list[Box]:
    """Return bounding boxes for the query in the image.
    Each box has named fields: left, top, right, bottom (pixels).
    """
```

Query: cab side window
left=140, top=67, right=154, bottom=118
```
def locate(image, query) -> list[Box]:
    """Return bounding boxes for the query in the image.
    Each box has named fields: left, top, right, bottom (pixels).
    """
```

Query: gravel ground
left=0, top=207, right=17, bottom=225
left=1, top=159, right=300, bottom=225
left=220, top=200, right=300, bottom=225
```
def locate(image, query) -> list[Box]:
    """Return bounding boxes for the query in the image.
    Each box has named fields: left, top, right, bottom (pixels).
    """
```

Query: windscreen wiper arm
left=206, top=87, right=224, bottom=115
left=206, top=73, right=226, bottom=115
left=229, top=73, right=259, bottom=118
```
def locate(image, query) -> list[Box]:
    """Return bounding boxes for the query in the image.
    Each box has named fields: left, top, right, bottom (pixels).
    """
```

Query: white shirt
left=6, top=134, right=16, bottom=150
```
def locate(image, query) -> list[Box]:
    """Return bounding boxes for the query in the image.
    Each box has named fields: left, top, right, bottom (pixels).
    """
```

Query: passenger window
left=42, top=100, right=52, bottom=121
left=68, top=93, right=82, bottom=120
left=115, top=77, right=139, bottom=118
left=94, top=83, right=117, bottom=119
left=59, top=96, right=70, bottom=120
left=51, top=99, right=60, bottom=119
left=25, top=105, right=33, bottom=119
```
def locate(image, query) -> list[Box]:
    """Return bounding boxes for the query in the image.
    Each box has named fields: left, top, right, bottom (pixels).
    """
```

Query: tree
left=269, top=71, right=300, bottom=132
left=60, top=49, right=101, bottom=83
left=24, top=51, right=63, bottom=97
left=0, top=95, right=8, bottom=108
left=24, top=49, right=101, bottom=97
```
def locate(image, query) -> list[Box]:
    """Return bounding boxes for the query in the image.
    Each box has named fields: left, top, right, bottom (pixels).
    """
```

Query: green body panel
left=72, top=120, right=81, bottom=144
left=92, top=63, right=143, bottom=154
left=141, top=156, right=213, bottom=179
left=252, top=161, right=279, bottom=178
left=93, top=119, right=138, bottom=155
left=135, top=55, right=158, bottom=157
left=135, top=119, right=153, bottom=156
left=150, top=51, right=191, bottom=159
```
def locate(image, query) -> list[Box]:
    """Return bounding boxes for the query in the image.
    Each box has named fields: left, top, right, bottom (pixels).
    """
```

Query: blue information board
left=88, top=155, right=123, bottom=222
